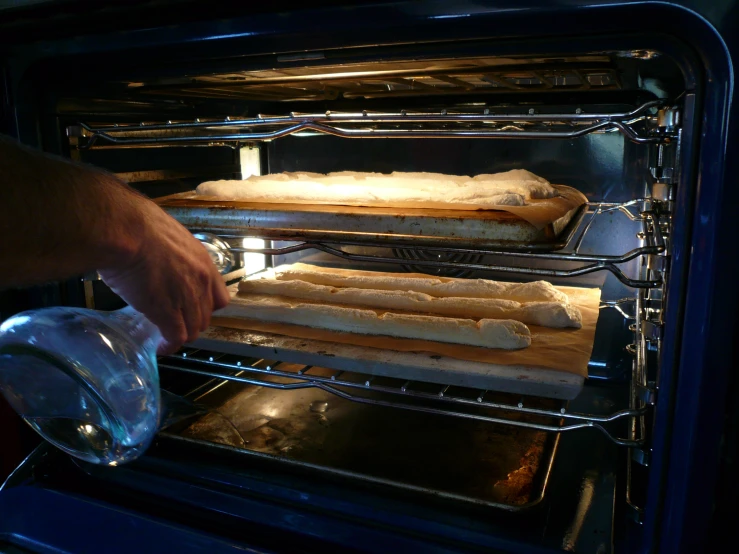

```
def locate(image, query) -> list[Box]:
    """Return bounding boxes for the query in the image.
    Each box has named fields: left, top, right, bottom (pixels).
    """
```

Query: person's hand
left=98, top=188, right=230, bottom=355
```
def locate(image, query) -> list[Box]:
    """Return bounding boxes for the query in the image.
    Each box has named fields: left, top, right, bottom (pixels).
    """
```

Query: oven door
left=1, top=435, right=615, bottom=554
left=0, top=448, right=277, bottom=554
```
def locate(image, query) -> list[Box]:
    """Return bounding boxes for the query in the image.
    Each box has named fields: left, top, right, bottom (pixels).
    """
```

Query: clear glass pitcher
left=0, top=306, right=163, bottom=466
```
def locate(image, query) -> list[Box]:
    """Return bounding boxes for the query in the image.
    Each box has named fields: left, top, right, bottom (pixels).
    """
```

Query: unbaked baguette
left=272, top=263, right=569, bottom=304
left=216, top=295, right=532, bottom=350
left=238, top=278, right=582, bottom=329
left=197, top=169, right=558, bottom=209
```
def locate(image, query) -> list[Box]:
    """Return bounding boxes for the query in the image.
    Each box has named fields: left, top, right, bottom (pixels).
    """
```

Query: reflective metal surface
left=192, top=232, right=235, bottom=275
left=75, top=101, right=668, bottom=147
left=159, top=347, right=643, bottom=444
left=169, top=366, right=562, bottom=511
left=160, top=195, right=587, bottom=251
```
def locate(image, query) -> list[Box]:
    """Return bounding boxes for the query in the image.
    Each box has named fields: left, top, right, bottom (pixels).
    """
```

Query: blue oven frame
left=0, top=1, right=737, bottom=552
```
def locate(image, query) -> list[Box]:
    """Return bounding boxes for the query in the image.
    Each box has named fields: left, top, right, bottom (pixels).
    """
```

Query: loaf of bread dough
left=273, top=263, right=569, bottom=304
left=238, top=278, right=582, bottom=329
left=196, top=169, right=558, bottom=209
left=216, top=295, right=532, bottom=350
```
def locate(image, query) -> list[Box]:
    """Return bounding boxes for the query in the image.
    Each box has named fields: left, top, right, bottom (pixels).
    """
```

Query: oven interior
left=16, top=40, right=694, bottom=552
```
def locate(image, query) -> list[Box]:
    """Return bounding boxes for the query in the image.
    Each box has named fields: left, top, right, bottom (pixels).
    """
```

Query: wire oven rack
left=158, top=193, right=662, bottom=455
left=199, top=198, right=667, bottom=289
left=158, top=196, right=662, bottom=449
left=154, top=267, right=654, bottom=451
left=71, top=99, right=676, bottom=148
left=73, top=99, right=669, bottom=455
left=159, top=346, right=647, bottom=448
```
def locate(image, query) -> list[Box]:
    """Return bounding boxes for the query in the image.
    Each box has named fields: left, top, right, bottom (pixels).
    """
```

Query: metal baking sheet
left=157, top=191, right=587, bottom=251
left=168, top=365, right=562, bottom=512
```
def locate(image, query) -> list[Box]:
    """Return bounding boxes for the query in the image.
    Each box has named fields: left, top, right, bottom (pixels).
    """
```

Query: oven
left=0, top=1, right=738, bottom=553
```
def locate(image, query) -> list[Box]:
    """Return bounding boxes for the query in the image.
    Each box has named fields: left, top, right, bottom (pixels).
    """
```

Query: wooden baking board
left=157, top=185, right=588, bottom=250
left=197, top=284, right=600, bottom=400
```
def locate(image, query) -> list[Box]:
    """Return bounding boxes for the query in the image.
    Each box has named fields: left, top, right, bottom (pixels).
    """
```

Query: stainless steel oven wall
left=79, top=146, right=243, bottom=199
left=265, top=134, right=647, bottom=203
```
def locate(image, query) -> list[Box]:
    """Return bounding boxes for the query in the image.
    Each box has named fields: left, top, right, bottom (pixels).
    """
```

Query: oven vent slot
left=70, top=99, right=673, bottom=149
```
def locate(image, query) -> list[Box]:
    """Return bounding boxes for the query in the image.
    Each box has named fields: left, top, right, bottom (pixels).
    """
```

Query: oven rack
left=209, top=199, right=667, bottom=289
left=72, top=99, right=675, bottom=148
left=159, top=349, right=646, bottom=447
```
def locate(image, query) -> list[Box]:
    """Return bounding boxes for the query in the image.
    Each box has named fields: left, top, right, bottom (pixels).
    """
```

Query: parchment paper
left=211, top=284, right=600, bottom=379
left=500, top=186, right=588, bottom=230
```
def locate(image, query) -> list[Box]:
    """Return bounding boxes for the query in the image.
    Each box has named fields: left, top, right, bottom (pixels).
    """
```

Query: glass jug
left=0, top=306, right=163, bottom=466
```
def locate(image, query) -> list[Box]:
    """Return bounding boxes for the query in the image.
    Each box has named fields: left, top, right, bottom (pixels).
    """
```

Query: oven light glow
left=239, top=146, right=261, bottom=180
left=242, top=238, right=266, bottom=276
left=242, top=238, right=264, bottom=249
left=236, top=147, right=265, bottom=276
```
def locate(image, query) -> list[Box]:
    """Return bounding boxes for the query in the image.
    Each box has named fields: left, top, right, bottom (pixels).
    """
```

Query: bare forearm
left=0, top=134, right=230, bottom=353
left=0, top=135, right=143, bottom=289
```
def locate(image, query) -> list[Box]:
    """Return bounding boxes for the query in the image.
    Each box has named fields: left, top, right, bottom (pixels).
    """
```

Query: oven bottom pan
left=165, top=365, right=561, bottom=512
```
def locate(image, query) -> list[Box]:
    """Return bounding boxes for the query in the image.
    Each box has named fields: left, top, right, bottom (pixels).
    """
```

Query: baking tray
left=156, top=190, right=588, bottom=251
left=166, top=364, right=562, bottom=512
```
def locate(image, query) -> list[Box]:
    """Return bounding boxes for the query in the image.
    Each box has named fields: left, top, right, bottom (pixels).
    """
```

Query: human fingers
left=199, top=284, right=214, bottom=332
left=155, top=313, right=188, bottom=355
left=212, top=273, right=230, bottom=311
left=185, top=301, right=203, bottom=343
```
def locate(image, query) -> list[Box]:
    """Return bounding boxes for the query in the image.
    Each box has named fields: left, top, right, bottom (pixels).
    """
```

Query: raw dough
left=271, top=263, right=570, bottom=304
left=196, top=169, right=558, bottom=209
left=238, top=278, right=583, bottom=329
left=216, top=295, right=532, bottom=350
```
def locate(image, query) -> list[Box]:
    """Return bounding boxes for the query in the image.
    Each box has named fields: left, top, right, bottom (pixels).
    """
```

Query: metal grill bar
left=74, top=100, right=672, bottom=148
left=80, top=121, right=660, bottom=147
left=88, top=101, right=662, bottom=132
left=232, top=241, right=660, bottom=288
left=202, top=201, right=666, bottom=289
left=159, top=353, right=646, bottom=447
